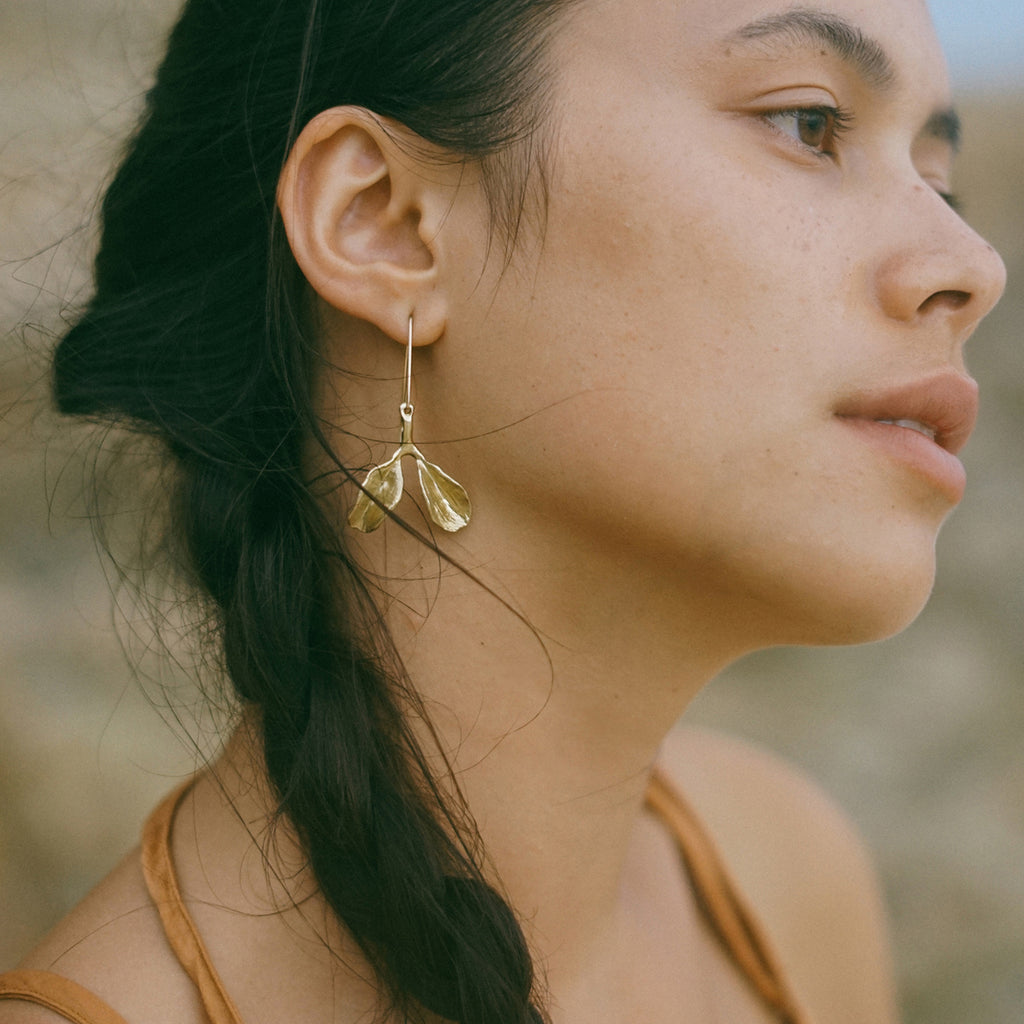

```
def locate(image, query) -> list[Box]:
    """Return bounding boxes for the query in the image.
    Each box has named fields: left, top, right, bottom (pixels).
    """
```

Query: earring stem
left=400, top=313, right=414, bottom=444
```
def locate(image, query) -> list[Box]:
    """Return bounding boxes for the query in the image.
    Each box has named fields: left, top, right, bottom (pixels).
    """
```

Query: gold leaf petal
left=347, top=454, right=404, bottom=533
left=416, top=456, right=472, bottom=532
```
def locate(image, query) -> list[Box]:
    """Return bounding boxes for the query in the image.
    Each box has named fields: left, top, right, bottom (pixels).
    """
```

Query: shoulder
left=655, top=725, right=899, bottom=1024
left=2, top=847, right=204, bottom=1024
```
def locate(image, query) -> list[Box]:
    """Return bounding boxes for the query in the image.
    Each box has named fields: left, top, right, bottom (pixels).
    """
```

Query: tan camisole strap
left=0, top=969, right=130, bottom=1024
left=1, top=771, right=810, bottom=1024
left=646, top=768, right=811, bottom=1024
left=138, top=782, right=245, bottom=1024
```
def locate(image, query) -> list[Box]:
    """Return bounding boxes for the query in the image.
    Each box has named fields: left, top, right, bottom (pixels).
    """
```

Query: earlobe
left=277, top=108, right=448, bottom=343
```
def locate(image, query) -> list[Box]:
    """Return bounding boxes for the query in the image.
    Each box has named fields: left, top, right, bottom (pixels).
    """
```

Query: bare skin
left=2, top=0, right=1005, bottom=1021
left=9, top=725, right=895, bottom=1024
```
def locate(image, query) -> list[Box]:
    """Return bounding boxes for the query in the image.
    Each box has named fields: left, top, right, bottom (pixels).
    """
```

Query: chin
left=728, top=526, right=941, bottom=650
left=817, top=583, right=934, bottom=646
left=783, top=551, right=938, bottom=647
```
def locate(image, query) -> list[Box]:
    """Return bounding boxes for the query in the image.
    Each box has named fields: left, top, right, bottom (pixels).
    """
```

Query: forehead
left=557, top=0, right=949, bottom=100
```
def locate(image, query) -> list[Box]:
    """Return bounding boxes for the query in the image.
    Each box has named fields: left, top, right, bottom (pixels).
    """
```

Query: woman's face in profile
left=435, top=0, right=1006, bottom=648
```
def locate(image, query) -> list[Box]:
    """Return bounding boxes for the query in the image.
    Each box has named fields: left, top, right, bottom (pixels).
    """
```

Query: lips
left=834, top=372, right=979, bottom=455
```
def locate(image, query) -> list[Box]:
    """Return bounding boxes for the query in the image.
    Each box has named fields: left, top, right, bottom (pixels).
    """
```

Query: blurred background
left=1, top=1, right=1021, bottom=1020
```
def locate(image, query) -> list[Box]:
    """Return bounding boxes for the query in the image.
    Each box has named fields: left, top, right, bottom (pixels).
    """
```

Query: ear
left=277, top=107, right=453, bottom=344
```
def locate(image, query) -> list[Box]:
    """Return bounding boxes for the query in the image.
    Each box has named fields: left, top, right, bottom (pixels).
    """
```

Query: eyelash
left=761, top=104, right=855, bottom=159
left=760, top=105, right=964, bottom=212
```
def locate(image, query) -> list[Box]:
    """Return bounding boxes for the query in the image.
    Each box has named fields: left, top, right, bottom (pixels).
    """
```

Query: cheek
left=435, top=98, right=941, bottom=644
left=544, top=104, right=847, bottom=371
left=452, top=116, right=835, bottom=529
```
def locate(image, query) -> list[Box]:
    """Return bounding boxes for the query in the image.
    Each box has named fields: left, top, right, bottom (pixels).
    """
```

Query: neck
left=368, top=515, right=750, bottom=987
left=212, top=511, right=760, bottom=1006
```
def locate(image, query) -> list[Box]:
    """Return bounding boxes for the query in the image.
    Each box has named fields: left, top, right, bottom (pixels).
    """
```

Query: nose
left=874, top=187, right=1007, bottom=335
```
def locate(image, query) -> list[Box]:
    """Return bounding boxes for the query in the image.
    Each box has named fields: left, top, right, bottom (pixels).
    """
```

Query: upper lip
left=834, top=371, right=979, bottom=455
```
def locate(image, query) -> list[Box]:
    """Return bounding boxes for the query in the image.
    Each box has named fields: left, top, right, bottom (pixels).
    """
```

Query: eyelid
left=914, top=142, right=960, bottom=214
left=926, top=181, right=962, bottom=213
left=743, top=85, right=842, bottom=110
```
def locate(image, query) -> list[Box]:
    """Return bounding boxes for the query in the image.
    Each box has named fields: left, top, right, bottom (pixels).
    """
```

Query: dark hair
left=52, top=2, right=573, bottom=1021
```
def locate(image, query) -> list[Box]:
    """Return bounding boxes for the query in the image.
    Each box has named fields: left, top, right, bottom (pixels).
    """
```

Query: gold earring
left=348, top=315, right=472, bottom=533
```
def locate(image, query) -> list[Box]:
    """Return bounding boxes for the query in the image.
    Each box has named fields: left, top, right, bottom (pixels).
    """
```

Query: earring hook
left=401, top=314, right=414, bottom=426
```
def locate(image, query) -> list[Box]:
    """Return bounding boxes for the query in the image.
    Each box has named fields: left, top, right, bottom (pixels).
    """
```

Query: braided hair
left=53, top=2, right=574, bottom=1020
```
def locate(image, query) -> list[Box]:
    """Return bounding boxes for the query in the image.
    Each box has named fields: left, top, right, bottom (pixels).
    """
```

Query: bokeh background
left=1, top=1, right=1021, bottom=1020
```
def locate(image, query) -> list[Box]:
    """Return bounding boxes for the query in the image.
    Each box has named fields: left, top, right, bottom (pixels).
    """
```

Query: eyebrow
left=726, top=8, right=897, bottom=91
left=922, top=108, right=962, bottom=152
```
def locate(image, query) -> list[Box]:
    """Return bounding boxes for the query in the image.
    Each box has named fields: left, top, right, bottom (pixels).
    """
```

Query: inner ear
left=338, top=171, right=433, bottom=271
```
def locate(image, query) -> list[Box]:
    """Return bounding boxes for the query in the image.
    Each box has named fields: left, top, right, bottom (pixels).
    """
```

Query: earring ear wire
left=348, top=315, right=472, bottom=533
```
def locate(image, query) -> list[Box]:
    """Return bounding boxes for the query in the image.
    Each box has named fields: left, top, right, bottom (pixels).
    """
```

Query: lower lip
left=838, top=417, right=967, bottom=504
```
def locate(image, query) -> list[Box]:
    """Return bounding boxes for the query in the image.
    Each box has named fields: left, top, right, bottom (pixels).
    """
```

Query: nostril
left=919, top=289, right=971, bottom=315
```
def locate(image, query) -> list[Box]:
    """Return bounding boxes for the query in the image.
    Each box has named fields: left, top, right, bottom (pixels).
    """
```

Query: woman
left=0, top=0, right=1006, bottom=1021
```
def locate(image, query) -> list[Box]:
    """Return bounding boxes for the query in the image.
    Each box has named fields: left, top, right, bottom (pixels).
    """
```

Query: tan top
left=0, top=770, right=809, bottom=1023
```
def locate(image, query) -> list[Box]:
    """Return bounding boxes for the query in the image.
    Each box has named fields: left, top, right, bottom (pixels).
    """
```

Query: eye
left=762, top=105, right=853, bottom=158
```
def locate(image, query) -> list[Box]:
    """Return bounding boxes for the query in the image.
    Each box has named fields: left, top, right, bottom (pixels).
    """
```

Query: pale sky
left=929, top=0, right=1024, bottom=87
